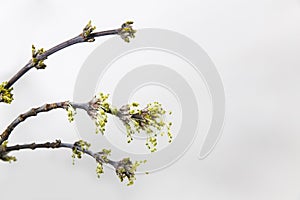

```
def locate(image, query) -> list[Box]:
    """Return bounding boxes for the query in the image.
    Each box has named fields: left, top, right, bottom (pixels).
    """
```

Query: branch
left=0, top=93, right=173, bottom=152
left=0, top=139, right=143, bottom=185
left=0, top=21, right=136, bottom=104
left=6, top=29, right=118, bottom=88
left=0, top=97, right=102, bottom=144
left=3, top=140, right=115, bottom=165
left=0, top=101, right=75, bottom=144
left=0, top=95, right=113, bottom=145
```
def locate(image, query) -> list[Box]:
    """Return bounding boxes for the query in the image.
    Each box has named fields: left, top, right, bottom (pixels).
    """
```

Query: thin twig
left=0, top=101, right=88, bottom=144
left=0, top=139, right=139, bottom=185
left=0, top=21, right=136, bottom=104
left=5, top=29, right=120, bottom=89
left=2, top=140, right=116, bottom=167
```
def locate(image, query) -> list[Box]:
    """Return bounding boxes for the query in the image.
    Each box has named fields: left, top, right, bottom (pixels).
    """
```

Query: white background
left=0, top=0, right=300, bottom=199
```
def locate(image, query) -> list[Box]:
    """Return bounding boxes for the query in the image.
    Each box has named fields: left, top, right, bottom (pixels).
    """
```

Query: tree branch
left=0, top=139, right=142, bottom=185
left=3, top=140, right=115, bottom=166
left=0, top=101, right=87, bottom=144
left=0, top=21, right=136, bottom=104
left=0, top=93, right=173, bottom=153
left=5, top=29, right=119, bottom=89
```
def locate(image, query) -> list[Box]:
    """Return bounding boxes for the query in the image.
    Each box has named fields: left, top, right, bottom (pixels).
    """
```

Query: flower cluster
left=0, top=82, right=13, bottom=104
left=118, top=21, right=136, bottom=43
left=71, top=140, right=91, bottom=165
left=93, top=148, right=145, bottom=185
left=114, top=158, right=146, bottom=186
left=96, top=163, right=104, bottom=178
left=116, top=102, right=173, bottom=152
left=94, top=148, right=111, bottom=178
left=31, top=45, right=46, bottom=69
left=66, top=103, right=76, bottom=122
left=87, top=92, right=113, bottom=134
left=82, top=20, right=96, bottom=42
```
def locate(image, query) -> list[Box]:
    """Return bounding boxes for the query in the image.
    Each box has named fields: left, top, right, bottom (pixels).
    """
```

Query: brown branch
left=0, top=95, right=120, bottom=145
left=0, top=102, right=67, bottom=144
left=0, top=21, right=136, bottom=104
left=0, top=139, right=139, bottom=185
left=2, top=140, right=115, bottom=166
left=0, top=101, right=89, bottom=145
left=0, top=94, right=171, bottom=154
left=5, top=29, right=119, bottom=89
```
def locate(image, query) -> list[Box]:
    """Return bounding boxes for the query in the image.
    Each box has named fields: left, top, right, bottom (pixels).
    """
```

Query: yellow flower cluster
left=123, top=101, right=173, bottom=152
left=71, top=140, right=91, bottom=165
left=82, top=20, right=96, bottom=39
left=0, top=82, right=13, bottom=104
left=31, top=45, right=46, bottom=69
left=94, top=92, right=110, bottom=134
left=66, top=103, right=76, bottom=122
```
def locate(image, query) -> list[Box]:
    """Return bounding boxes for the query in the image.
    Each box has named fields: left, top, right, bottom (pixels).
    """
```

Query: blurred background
left=0, top=0, right=300, bottom=199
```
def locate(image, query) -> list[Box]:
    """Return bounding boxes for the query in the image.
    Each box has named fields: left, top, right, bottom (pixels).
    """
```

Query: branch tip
left=119, top=21, right=136, bottom=43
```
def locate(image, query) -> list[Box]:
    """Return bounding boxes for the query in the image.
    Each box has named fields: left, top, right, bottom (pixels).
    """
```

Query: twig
left=5, top=29, right=119, bottom=89
left=2, top=140, right=115, bottom=166
left=0, top=21, right=136, bottom=104
left=0, top=94, right=173, bottom=152
left=0, top=139, right=141, bottom=185
left=0, top=101, right=88, bottom=144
